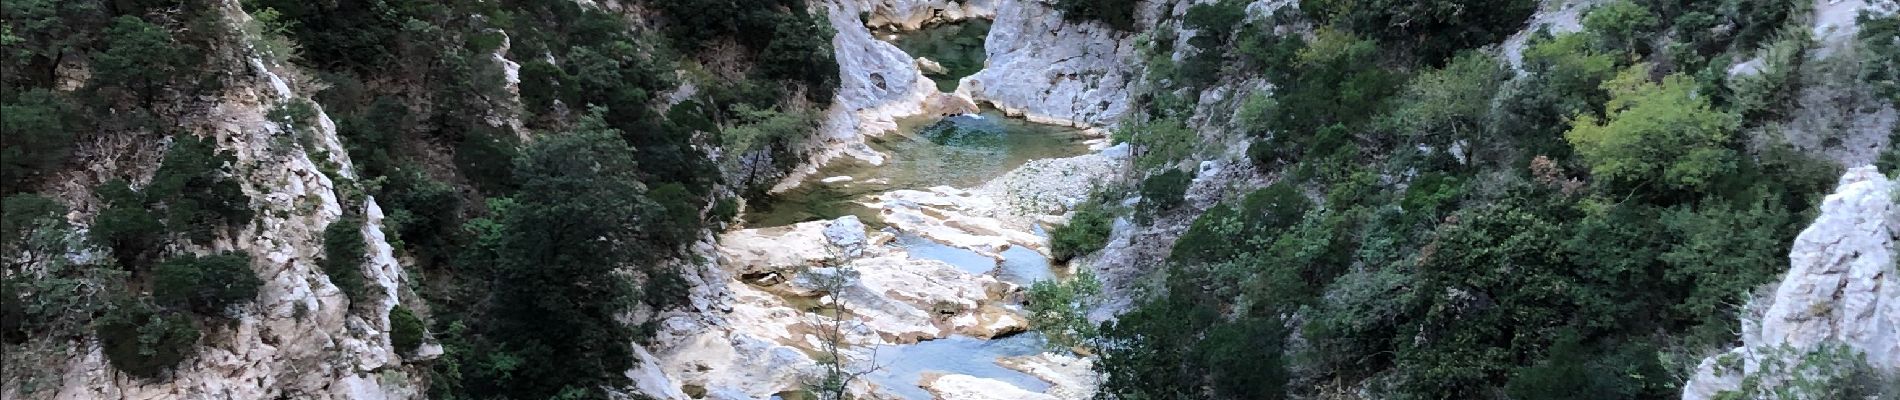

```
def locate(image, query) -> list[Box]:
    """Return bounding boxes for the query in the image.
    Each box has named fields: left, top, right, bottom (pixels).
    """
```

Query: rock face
left=960, top=0, right=1140, bottom=128
left=9, top=3, right=434, bottom=399
left=1681, top=167, right=1899, bottom=400
left=861, top=0, right=998, bottom=29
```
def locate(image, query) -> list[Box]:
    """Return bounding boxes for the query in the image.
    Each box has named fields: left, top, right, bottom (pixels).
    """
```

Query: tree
left=467, top=114, right=666, bottom=398
left=320, top=216, right=367, bottom=302
left=1382, top=52, right=1508, bottom=160
left=1581, top=0, right=1661, bottom=54
left=97, top=299, right=200, bottom=379
left=1025, top=270, right=1102, bottom=349
left=1050, top=202, right=1113, bottom=262
left=152, top=252, right=261, bottom=316
left=1301, top=0, right=1537, bottom=63
left=90, top=180, right=162, bottom=269
left=1565, top=65, right=1739, bottom=192
left=389, top=305, right=425, bottom=356
left=92, top=16, right=196, bottom=104
left=1138, top=169, right=1193, bottom=221
left=1, top=90, right=79, bottom=191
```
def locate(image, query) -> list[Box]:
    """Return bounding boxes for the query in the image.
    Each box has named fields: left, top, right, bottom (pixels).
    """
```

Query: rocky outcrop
left=960, top=0, right=1141, bottom=128
left=860, top=0, right=997, bottom=30
left=1682, top=167, right=1899, bottom=400
left=23, top=3, right=431, bottom=399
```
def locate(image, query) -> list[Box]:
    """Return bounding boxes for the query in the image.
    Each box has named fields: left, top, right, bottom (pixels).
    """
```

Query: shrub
left=1137, top=169, right=1193, bottom=220
left=152, top=252, right=261, bottom=316
left=389, top=305, right=425, bottom=355
left=0, top=90, right=79, bottom=192
left=1115, top=118, right=1195, bottom=170
left=97, top=300, right=200, bottom=379
left=1051, top=202, right=1114, bottom=262
left=147, top=135, right=252, bottom=243
left=321, top=216, right=368, bottom=301
left=1564, top=65, right=1740, bottom=192
left=2, top=193, right=66, bottom=253
left=1301, top=0, right=1536, bottom=64
left=1025, top=270, right=1102, bottom=349
left=90, top=180, right=163, bottom=270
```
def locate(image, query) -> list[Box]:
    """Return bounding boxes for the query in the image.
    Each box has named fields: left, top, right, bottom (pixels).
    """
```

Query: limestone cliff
left=960, top=0, right=1142, bottom=128
left=11, top=2, right=431, bottom=399
left=1681, top=167, right=1898, bottom=400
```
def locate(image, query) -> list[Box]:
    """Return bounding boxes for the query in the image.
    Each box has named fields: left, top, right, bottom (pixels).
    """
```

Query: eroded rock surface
left=1682, top=167, right=1899, bottom=400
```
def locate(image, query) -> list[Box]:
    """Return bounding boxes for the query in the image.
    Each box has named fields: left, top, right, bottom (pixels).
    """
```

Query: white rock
left=922, top=374, right=1060, bottom=400
left=1682, top=167, right=1899, bottom=399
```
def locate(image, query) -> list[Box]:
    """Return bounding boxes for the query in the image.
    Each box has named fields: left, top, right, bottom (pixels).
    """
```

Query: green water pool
left=742, top=110, right=1089, bottom=228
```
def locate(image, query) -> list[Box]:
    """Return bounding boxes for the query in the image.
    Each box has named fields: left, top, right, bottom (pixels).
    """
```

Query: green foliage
left=648, top=182, right=702, bottom=247
left=1137, top=169, right=1192, bottom=220
left=1116, top=118, right=1195, bottom=170
left=1247, top=30, right=1402, bottom=169
left=377, top=169, right=462, bottom=266
left=92, top=15, right=198, bottom=104
left=1861, top=8, right=1900, bottom=102
left=1051, top=0, right=1141, bottom=31
left=1025, top=271, right=1102, bottom=350
left=1658, top=194, right=1795, bottom=323
left=1050, top=201, right=1113, bottom=263
left=1566, top=65, right=1740, bottom=192
left=1503, top=337, right=1673, bottom=399
left=1301, top=0, right=1537, bottom=63
left=1728, top=28, right=1811, bottom=123
left=459, top=120, right=673, bottom=398
left=1, top=193, right=65, bottom=254
left=321, top=216, right=368, bottom=302
left=147, top=135, right=253, bottom=243
left=722, top=104, right=822, bottom=195
left=90, top=180, right=163, bottom=269
left=152, top=252, right=261, bottom=316
left=757, top=10, right=840, bottom=102
left=97, top=299, right=199, bottom=379
left=1582, top=0, right=1662, bottom=54
left=1715, top=344, right=1900, bottom=400
left=389, top=305, right=425, bottom=356
left=1173, top=0, right=1249, bottom=88
left=1, top=89, right=80, bottom=191
left=1381, top=52, right=1508, bottom=158
left=2, top=194, right=121, bottom=344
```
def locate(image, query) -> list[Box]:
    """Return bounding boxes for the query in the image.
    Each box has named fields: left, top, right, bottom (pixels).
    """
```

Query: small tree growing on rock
left=800, top=242, right=881, bottom=400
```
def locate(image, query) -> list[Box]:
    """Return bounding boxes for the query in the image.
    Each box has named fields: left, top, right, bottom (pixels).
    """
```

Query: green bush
left=2, top=193, right=66, bottom=253
left=1051, top=202, right=1114, bottom=263
left=1, top=90, right=80, bottom=192
left=1137, top=169, right=1193, bottom=221
left=1115, top=118, right=1195, bottom=170
left=1565, top=65, right=1739, bottom=192
left=389, top=305, right=425, bottom=355
left=321, top=216, right=368, bottom=302
left=152, top=252, right=261, bottom=316
left=90, top=180, right=163, bottom=270
left=147, top=135, right=253, bottom=243
left=1025, top=270, right=1102, bottom=349
left=97, top=300, right=200, bottom=379
left=1300, top=0, right=1536, bottom=64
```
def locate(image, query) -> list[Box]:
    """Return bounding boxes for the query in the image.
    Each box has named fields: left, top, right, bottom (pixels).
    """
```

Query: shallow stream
left=743, top=110, right=1088, bottom=228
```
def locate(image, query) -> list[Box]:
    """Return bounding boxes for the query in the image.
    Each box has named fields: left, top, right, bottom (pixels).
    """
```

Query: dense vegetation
left=1080, top=0, right=1897, bottom=399
left=3, top=0, right=839, bottom=396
